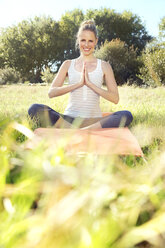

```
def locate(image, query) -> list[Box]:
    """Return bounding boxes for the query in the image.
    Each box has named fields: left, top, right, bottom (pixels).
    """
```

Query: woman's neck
left=79, top=54, right=96, bottom=62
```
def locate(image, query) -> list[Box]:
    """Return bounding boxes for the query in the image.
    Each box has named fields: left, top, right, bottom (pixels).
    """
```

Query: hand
left=84, top=62, right=91, bottom=86
left=78, top=62, right=91, bottom=88
left=79, top=62, right=85, bottom=87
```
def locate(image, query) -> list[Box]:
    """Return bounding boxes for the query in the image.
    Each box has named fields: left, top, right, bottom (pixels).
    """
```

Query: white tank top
left=64, top=59, right=104, bottom=118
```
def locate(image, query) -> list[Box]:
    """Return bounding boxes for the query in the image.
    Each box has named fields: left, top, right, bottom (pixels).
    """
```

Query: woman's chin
left=81, top=51, right=93, bottom=56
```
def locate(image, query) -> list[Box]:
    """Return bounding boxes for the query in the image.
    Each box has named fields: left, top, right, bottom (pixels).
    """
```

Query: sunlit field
left=0, top=84, right=165, bottom=248
left=1, top=84, right=165, bottom=126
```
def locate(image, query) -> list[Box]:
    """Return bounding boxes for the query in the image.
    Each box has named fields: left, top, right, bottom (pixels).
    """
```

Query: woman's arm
left=48, top=60, right=83, bottom=98
left=85, top=61, right=119, bottom=104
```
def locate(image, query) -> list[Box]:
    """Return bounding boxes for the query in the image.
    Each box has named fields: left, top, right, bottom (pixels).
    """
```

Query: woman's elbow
left=114, top=95, right=119, bottom=104
left=48, top=89, right=54, bottom=98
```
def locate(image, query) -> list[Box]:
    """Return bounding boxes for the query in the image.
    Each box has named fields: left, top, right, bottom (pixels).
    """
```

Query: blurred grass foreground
left=0, top=85, right=165, bottom=248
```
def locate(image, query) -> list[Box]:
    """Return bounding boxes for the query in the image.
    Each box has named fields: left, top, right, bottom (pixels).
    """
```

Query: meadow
left=0, top=84, right=165, bottom=248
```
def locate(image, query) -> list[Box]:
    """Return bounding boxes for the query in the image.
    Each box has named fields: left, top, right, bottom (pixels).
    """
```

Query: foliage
left=41, top=67, right=55, bottom=84
left=95, top=39, right=141, bottom=85
left=59, top=9, right=84, bottom=61
left=0, top=67, right=22, bottom=85
left=85, top=8, right=152, bottom=53
left=138, top=41, right=165, bottom=86
left=159, top=16, right=165, bottom=38
left=0, top=16, right=63, bottom=82
left=137, top=17, right=165, bottom=87
left=0, top=8, right=152, bottom=84
left=59, top=8, right=151, bottom=60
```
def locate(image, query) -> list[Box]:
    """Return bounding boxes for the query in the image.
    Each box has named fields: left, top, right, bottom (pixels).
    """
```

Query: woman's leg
left=28, top=104, right=61, bottom=127
left=82, top=111, right=133, bottom=129
left=100, top=110, right=133, bottom=128
left=28, top=104, right=76, bottom=128
left=28, top=105, right=133, bottom=129
left=55, top=115, right=75, bottom=128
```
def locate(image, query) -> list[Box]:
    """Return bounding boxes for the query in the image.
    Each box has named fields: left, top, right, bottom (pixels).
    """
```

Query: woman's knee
left=121, top=110, right=133, bottom=126
left=28, top=103, right=42, bottom=117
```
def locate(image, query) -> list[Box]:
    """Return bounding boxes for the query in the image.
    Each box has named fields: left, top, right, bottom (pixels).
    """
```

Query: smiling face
left=78, top=30, right=98, bottom=57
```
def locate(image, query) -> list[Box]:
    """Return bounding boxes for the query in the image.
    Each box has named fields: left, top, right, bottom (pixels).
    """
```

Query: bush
left=138, top=42, right=165, bottom=87
left=95, top=39, right=141, bottom=85
left=0, top=66, right=22, bottom=85
left=41, top=67, right=55, bottom=84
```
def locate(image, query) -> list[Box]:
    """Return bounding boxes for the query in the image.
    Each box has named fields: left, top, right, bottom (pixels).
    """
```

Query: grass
left=1, top=84, right=165, bottom=154
left=0, top=84, right=165, bottom=248
left=1, top=84, right=165, bottom=125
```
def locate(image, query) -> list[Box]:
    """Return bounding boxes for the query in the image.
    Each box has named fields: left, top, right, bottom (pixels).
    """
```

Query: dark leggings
left=28, top=103, right=133, bottom=128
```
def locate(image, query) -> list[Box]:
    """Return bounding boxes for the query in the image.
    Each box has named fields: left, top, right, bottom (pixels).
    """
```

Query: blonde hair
left=75, top=20, right=98, bottom=49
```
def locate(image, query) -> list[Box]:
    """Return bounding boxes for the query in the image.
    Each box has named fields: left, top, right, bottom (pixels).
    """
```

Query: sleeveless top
left=64, top=59, right=104, bottom=118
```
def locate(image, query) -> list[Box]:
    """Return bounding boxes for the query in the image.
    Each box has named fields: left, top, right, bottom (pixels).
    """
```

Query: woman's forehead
left=78, top=30, right=96, bottom=39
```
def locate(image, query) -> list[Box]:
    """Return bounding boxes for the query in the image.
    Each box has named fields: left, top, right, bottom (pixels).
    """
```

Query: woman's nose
left=84, top=41, right=88, bottom=47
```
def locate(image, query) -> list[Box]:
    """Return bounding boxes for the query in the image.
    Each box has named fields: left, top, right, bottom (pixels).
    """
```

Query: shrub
left=95, top=39, right=141, bottom=85
left=0, top=66, right=22, bottom=85
left=138, top=42, right=165, bottom=87
left=41, top=67, right=55, bottom=84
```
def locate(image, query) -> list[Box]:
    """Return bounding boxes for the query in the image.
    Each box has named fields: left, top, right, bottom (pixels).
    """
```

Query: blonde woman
left=28, top=20, right=133, bottom=129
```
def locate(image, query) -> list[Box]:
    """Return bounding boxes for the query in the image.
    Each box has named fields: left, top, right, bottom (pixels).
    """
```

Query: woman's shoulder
left=59, top=60, right=73, bottom=73
left=100, top=60, right=112, bottom=73
left=61, top=59, right=72, bottom=68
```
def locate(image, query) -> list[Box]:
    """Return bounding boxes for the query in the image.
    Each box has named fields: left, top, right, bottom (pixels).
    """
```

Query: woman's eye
left=80, top=39, right=94, bottom=43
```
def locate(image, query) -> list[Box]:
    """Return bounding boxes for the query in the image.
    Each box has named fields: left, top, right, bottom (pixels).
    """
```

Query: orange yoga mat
left=27, top=127, right=143, bottom=157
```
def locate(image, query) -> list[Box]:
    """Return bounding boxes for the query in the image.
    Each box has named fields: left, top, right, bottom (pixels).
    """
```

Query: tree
left=0, top=66, right=22, bottom=85
left=0, top=30, right=6, bottom=69
left=0, top=16, right=63, bottom=82
left=0, top=8, right=153, bottom=83
left=85, top=8, right=152, bottom=53
left=95, top=39, right=141, bottom=85
left=59, top=9, right=84, bottom=61
left=138, top=18, right=165, bottom=87
left=159, top=16, right=165, bottom=39
left=138, top=44, right=165, bottom=87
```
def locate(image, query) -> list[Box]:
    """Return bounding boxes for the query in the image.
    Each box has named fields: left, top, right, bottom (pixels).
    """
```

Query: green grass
left=1, top=84, right=165, bottom=125
left=1, top=84, right=165, bottom=153
left=0, top=84, right=165, bottom=248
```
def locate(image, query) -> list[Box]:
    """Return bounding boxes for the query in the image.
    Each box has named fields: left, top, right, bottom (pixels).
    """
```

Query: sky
left=0, top=0, right=165, bottom=37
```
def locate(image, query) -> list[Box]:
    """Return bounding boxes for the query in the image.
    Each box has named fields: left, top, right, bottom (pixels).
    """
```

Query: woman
left=28, top=20, right=133, bottom=129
